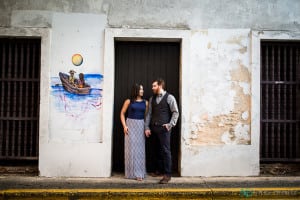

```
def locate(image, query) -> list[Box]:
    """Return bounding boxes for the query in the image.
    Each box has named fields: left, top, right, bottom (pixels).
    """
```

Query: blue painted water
left=51, top=74, right=103, bottom=115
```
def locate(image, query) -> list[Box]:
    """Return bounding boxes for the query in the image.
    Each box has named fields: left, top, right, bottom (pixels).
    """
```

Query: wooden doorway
left=0, top=38, right=40, bottom=170
left=113, top=41, right=180, bottom=175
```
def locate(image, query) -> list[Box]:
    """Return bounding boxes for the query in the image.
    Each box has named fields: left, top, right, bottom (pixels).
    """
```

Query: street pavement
left=1, top=174, right=300, bottom=189
left=0, top=174, right=300, bottom=199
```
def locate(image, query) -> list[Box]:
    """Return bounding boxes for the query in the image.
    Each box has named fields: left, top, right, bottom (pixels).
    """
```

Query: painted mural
left=49, top=53, right=103, bottom=142
left=50, top=54, right=103, bottom=120
left=51, top=73, right=103, bottom=118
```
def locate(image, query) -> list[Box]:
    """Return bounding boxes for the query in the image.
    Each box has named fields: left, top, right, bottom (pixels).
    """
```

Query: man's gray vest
left=150, top=93, right=171, bottom=126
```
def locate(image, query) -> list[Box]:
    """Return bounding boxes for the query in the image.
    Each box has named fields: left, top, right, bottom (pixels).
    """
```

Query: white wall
left=39, top=13, right=111, bottom=177
left=1, top=0, right=300, bottom=177
left=180, top=29, right=258, bottom=176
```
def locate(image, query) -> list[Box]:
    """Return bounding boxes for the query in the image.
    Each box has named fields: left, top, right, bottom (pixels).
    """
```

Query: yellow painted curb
left=1, top=187, right=300, bottom=193
left=1, top=188, right=210, bottom=193
left=0, top=188, right=300, bottom=199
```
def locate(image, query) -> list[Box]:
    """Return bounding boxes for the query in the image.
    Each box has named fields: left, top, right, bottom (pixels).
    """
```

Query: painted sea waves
left=50, top=73, right=103, bottom=142
left=51, top=74, right=103, bottom=119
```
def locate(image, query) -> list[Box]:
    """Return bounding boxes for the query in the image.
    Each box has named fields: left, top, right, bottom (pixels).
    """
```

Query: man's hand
left=145, top=129, right=151, bottom=137
left=163, top=124, right=172, bottom=132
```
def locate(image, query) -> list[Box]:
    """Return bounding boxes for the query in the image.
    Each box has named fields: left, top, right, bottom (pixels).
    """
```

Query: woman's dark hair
left=130, top=83, right=141, bottom=102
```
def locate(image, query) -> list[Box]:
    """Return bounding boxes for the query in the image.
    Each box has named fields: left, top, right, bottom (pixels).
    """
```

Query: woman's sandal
left=136, top=177, right=143, bottom=181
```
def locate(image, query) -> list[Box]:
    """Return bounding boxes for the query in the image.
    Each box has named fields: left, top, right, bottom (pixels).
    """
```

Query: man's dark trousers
left=151, top=125, right=172, bottom=176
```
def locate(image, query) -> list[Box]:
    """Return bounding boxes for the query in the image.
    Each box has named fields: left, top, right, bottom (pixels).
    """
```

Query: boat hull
left=59, top=72, right=91, bottom=95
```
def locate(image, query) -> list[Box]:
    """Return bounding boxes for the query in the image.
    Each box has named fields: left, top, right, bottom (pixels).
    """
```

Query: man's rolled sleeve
left=167, top=95, right=179, bottom=128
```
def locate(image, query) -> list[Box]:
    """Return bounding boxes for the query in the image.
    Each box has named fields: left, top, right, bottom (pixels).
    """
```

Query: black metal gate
left=0, top=38, right=40, bottom=162
left=113, top=41, right=180, bottom=174
left=260, top=41, right=300, bottom=162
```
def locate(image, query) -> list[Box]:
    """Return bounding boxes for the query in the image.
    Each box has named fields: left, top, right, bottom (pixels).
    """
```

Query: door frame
left=251, top=31, right=300, bottom=164
left=0, top=28, right=51, bottom=168
left=103, top=28, right=191, bottom=176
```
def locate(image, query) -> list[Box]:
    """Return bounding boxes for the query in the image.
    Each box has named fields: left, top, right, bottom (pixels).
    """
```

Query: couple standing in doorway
left=120, top=78, right=179, bottom=184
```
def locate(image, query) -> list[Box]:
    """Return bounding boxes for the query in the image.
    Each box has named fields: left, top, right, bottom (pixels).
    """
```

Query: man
left=68, top=69, right=76, bottom=86
left=145, top=78, right=179, bottom=184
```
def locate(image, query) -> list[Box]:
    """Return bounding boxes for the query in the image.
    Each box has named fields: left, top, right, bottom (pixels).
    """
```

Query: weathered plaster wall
left=40, top=13, right=108, bottom=177
left=189, top=30, right=251, bottom=146
left=0, top=0, right=300, bottom=177
left=108, top=0, right=300, bottom=30
left=1, top=0, right=300, bottom=30
left=180, top=29, right=258, bottom=176
left=0, top=8, right=110, bottom=176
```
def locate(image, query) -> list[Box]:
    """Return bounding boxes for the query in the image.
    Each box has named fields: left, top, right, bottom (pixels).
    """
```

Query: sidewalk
left=1, top=174, right=300, bottom=199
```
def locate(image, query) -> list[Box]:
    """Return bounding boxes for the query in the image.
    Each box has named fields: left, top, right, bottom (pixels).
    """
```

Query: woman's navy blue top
left=127, top=100, right=146, bottom=120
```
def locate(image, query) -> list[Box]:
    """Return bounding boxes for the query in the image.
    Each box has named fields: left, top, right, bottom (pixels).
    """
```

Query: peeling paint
left=190, top=113, right=236, bottom=145
left=230, top=62, right=251, bottom=82
left=189, top=30, right=251, bottom=146
left=242, top=111, right=249, bottom=121
left=239, top=46, right=247, bottom=54
left=238, top=82, right=250, bottom=95
left=226, top=35, right=247, bottom=46
left=207, top=42, right=211, bottom=49
left=233, top=122, right=250, bottom=144
left=190, top=108, right=250, bottom=145
left=226, top=35, right=248, bottom=54
left=221, top=130, right=235, bottom=144
left=226, top=35, right=243, bottom=43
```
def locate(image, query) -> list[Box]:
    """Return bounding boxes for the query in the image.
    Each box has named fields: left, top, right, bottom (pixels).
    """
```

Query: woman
left=120, top=83, right=148, bottom=181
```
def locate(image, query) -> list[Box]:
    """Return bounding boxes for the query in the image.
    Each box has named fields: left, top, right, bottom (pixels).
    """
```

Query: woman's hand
left=124, top=126, right=129, bottom=135
left=120, top=99, right=130, bottom=135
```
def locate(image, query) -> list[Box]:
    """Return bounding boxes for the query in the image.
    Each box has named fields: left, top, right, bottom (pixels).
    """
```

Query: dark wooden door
left=260, top=41, right=300, bottom=162
left=113, top=41, right=180, bottom=174
left=0, top=38, right=40, bottom=165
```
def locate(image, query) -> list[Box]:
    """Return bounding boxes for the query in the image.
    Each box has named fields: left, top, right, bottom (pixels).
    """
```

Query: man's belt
left=151, top=122, right=164, bottom=126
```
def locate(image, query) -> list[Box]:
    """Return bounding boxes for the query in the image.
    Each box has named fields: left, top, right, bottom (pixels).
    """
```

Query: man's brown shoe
left=150, top=171, right=163, bottom=177
left=159, top=175, right=171, bottom=184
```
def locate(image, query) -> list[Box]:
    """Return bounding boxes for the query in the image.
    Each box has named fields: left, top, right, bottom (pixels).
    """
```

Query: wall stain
left=226, top=35, right=245, bottom=45
left=239, top=46, right=247, bottom=54
left=226, top=35, right=248, bottom=54
left=230, top=61, right=251, bottom=82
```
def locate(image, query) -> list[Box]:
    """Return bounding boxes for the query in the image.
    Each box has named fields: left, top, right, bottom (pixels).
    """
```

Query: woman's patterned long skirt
left=124, top=118, right=146, bottom=179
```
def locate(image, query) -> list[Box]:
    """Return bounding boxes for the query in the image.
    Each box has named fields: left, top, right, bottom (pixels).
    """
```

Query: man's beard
left=152, top=89, right=159, bottom=94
